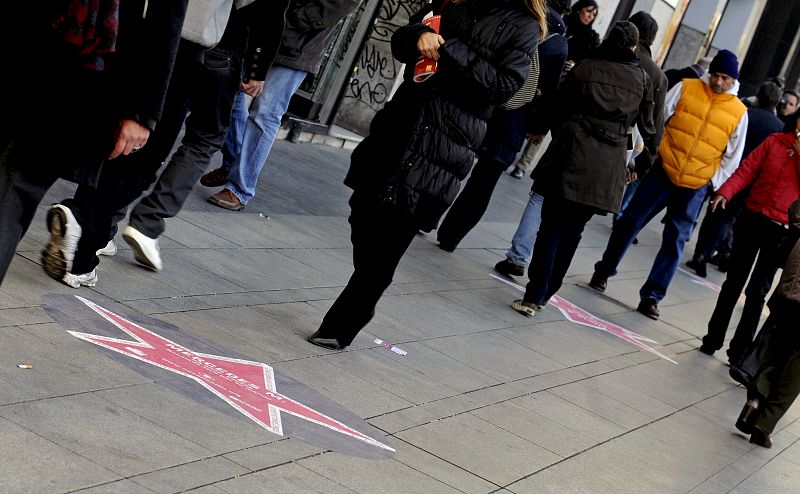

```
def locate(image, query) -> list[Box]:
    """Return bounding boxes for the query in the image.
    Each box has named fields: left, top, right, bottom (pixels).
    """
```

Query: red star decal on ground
left=69, top=296, right=394, bottom=452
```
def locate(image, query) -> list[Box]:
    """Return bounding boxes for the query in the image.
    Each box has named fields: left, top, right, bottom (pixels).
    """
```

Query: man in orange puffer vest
left=589, top=49, right=748, bottom=320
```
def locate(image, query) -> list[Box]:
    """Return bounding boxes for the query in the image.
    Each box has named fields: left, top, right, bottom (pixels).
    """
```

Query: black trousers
left=692, top=191, right=745, bottom=262
left=524, top=196, right=595, bottom=305
left=703, top=210, right=788, bottom=359
left=748, top=305, right=800, bottom=433
left=317, top=193, right=420, bottom=346
left=437, top=157, right=506, bottom=248
left=65, top=41, right=232, bottom=274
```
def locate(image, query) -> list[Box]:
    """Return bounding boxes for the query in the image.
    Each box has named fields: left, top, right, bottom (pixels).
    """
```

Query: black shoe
left=749, top=425, right=772, bottom=448
left=495, top=259, right=525, bottom=277
left=736, top=399, right=760, bottom=435
left=707, top=254, right=720, bottom=267
left=686, top=259, right=707, bottom=277
left=698, top=344, right=715, bottom=356
left=632, top=237, right=639, bottom=245
left=306, top=331, right=347, bottom=350
left=637, top=298, right=660, bottom=320
left=509, top=166, right=525, bottom=179
left=588, top=272, right=607, bottom=292
left=437, top=242, right=456, bottom=253
left=717, top=256, right=730, bottom=273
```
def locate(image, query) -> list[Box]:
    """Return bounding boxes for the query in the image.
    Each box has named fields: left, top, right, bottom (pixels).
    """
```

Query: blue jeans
left=505, top=192, right=544, bottom=267
left=614, top=177, right=641, bottom=221
left=222, top=65, right=307, bottom=204
left=595, top=165, right=710, bottom=302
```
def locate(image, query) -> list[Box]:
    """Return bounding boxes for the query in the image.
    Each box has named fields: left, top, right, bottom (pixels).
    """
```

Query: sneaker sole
left=122, top=232, right=160, bottom=271
left=41, top=208, right=68, bottom=280
left=511, top=300, right=536, bottom=317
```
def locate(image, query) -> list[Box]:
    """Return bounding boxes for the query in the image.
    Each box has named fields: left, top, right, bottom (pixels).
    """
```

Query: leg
left=752, top=317, right=800, bottom=433
left=614, top=178, right=641, bottom=222
left=224, top=66, right=308, bottom=204
left=505, top=191, right=544, bottom=267
left=524, top=197, right=593, bottom=305
left=702, top=211, right=762, bottom=352
left=221, top=89, right=250, bottom=172
left=317, top=194, right=420, bottom=346
left=0, top=156, right=58, bottom=284
left=728, top=219, right=787, bottom=358
left=595, top=165, right=672, bottom=278
left=437, top=157, right=505, bottom=248
left=129, top=47, right=242, bottom=238
left=639, top=183, right=709, bottom=302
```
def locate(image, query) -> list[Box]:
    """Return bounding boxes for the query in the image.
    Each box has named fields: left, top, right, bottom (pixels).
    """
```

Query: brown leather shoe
left=637, top=298, right=660, bottom=320
left=200, top=167, right=229, bottom=187
left=208, top=189, right=244, bottom=211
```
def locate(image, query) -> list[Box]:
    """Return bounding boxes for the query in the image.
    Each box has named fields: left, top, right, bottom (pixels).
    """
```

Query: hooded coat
left=344, top=0, right=539, bottom=231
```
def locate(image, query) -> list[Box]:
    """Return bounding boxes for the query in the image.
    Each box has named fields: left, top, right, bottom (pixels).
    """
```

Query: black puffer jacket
left=344, top=0, right=539, bottom=231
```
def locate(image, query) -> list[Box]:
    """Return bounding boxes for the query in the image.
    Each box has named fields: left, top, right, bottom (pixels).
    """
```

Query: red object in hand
left=413, top=15, right=441, bottom=83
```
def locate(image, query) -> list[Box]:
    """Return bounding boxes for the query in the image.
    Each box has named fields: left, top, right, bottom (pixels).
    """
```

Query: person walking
left=306, top=0, right=546, bottom=350
left=698, top=111, right=800, bottom=361
left=562, top=0, right=600, bottom=72
left=202, top=0, right=360, bottom=211
left=435, top=0, right=568, bottom=252
left=38, top=0, right=288, bottom=287
left=495, top=11, right=667, bottom=278
left=509, top=21, right=656, bottom=317
left=735, top=197, right=800, bottom=449
left=0, top=0, right=188, bottom=286
left=589, top=49, right=748, bottom=320
left=686, top=81, right=784, bottom=278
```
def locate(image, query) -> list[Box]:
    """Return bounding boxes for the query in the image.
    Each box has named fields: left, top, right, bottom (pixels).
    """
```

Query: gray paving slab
left=73, top=480, right=155, bottom=494
left=0, top=394, right=211, bottom=477
left=221, top=437, right=323, bottom=472
left=213, top=462, right=357, bottom=494
left=392, top=439, right=499, bottom=494
left=395, top=413, right=560, bottom=486
left=127, top=456, right=249, bottom=494
left=546, top=381, right=653, bottom=430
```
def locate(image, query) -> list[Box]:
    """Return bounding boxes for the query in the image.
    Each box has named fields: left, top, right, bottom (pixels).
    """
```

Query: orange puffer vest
left=658, top=79, right=746, bottom=189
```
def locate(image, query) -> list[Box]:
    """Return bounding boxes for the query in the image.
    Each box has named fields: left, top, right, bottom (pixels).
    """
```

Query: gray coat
left=275, top=0, right=360, bottom=74
left=776, top=199, right=800, bottom=304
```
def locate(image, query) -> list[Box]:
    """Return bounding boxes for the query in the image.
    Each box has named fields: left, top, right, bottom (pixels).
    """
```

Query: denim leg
left=225, top=66, right=308, bottom=204
left=506, top=192, right=544, bottom=267
left=639, top=183, right=709, bottom=301
left=595, top=166, right=672, bottom=278
left=221, top=89, right=249, bottom=171
left=614, top=178, right=641, bottom=222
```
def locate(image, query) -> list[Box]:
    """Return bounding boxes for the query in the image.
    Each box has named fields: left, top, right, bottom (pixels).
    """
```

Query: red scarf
left=61, top=0, right=120, bottom=70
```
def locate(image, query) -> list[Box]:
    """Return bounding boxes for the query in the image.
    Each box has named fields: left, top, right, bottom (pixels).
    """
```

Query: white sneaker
left=42, top=204, right=82, bottom=281
left=122, top=225, right=163, bottom=270
left=62, top=269, right=98, bottom=288
left=97, top=240, right=118, bottom=256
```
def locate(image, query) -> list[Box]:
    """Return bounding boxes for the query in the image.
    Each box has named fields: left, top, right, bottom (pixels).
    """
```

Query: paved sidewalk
left=2, top=140, right=799, bottom=493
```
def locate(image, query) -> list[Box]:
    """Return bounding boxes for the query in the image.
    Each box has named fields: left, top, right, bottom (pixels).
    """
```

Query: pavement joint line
left=498, top=384, right=741, bottom=491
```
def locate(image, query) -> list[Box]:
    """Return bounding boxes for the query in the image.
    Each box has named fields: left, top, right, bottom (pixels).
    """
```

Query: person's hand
left=564, top=60, right=575, bottom=72
left=109, top=119, right=150, bottom=159
left=527, top=133, right=545, bottom=144
left=417, top=32, right=445, bottom=61
left=710, top=194, right=727, bottom=212
left=794, top=133, right=800, bottom=155
left=241, top=79, right=265, bottom=97
left=627, top=170, right=638, bottom=184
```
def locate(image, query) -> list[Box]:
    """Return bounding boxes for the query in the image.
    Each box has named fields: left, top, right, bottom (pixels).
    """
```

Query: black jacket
left=533, top=45, right=656, bottom=213
left=344, top=0, right=539, bottom=231
left=743, top=107, right=784, bottom=159
left=631, top=40, right=668, bottom=176
left=274, top=0, right=360, bottom=74
left=218, top=0, right=291, bottom=82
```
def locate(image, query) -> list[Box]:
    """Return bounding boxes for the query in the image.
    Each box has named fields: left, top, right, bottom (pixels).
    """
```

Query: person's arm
left=710, top=111, right=749, bottom=190
left=527, top=35, right=568, bottom=136
left=661, top=81, right=682, bottom=126
left=715, top=134, right=770, bottom=201
left=286, top=0, right=360, bottom=32
left=241, top=0, right=291, bottom=84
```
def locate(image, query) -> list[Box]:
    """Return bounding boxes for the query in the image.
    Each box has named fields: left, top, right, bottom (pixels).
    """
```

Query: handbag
left=729, top=313, right=777, bottom=386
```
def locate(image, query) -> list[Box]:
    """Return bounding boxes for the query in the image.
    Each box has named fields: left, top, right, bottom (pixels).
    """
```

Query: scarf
left=61, top=0, right=121, bottom=70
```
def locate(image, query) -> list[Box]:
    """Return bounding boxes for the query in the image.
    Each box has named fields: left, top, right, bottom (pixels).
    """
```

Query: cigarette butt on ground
left=17, top=364, right=32, bottom=369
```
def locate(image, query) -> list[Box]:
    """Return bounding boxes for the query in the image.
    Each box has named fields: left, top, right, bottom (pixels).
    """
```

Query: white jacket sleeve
left=710, top=111, right=749, bottom=191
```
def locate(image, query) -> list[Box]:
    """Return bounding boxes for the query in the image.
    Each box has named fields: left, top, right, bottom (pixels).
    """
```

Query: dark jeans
left=524, top=196, right=595, bottom=305
left=65, top=41, right=225, bottom=274
left=129, top=47, right=242, bottom=238
left=692, top=190, right=746, bottom=262
left=595, top=165, right=709, bottom=302
left=702, top=210, right=787, bottom=358
left=437, top=157, right=505, bottom=248
left=748, top=306, right=800, bottom=433
left=317, top=193, right=420, bottom=346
